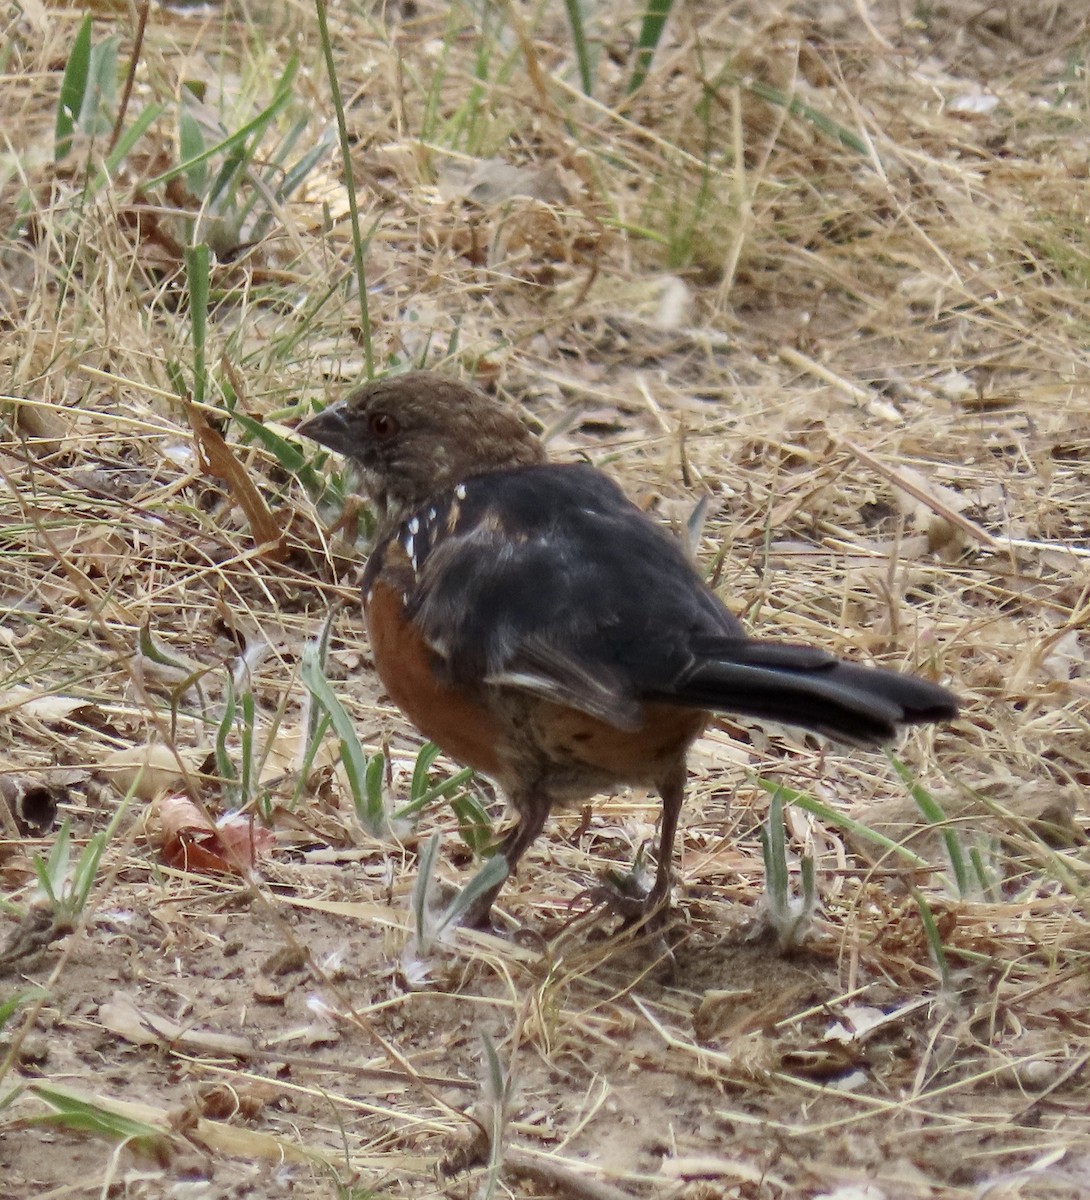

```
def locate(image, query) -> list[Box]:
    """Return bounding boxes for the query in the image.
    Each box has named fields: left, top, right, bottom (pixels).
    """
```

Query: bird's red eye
left=368, top=411, right=399, bottom=439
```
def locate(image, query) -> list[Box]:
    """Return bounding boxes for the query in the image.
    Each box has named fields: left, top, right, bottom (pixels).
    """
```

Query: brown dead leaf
left=101, top=744, right=199, bottom=800
left=185, top=401, right=286, bottom=559
left=0, top=686, right=91, bottom=722
left=98, top=991, right=255, bottom=1056
left=11, top=397, right=69, bottom=453
left=151, top=794, right=275, bottom=874
left=195, top=1081, right=274, bottom=1122
left=437, top=156, right=568, bottom=206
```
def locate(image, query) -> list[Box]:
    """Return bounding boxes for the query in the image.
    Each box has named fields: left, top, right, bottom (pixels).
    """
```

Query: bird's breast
left=365, top=578, right=508, bottom=782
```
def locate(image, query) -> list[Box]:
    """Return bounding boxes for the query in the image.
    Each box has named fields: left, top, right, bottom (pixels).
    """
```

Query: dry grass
left=2, top=0, right=1090, bottom=1196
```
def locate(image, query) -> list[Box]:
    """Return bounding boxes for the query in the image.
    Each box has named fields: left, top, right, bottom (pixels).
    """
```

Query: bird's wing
left=382, top=463, right=957, bottom=746
left=393, top=464, right=739, bottom=731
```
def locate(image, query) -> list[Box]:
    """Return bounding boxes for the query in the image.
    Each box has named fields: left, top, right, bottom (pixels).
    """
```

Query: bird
left=298, top=371, right=959, bottom=930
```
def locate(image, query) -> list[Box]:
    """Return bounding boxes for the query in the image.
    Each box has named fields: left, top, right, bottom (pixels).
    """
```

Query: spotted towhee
left=299, top=372, right=958, bottom=928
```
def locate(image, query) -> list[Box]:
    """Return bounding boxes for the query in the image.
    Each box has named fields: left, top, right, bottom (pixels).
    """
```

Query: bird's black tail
left=661, top=639, right=958, bottom=747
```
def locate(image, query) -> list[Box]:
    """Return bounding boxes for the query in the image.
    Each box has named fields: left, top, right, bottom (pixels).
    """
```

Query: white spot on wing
left=408, top=516, right=420, bottom=534
left=423, top=631, right=452, bottom=660
left=485, top=670, right=558, bottom=694
left=454, top=483, right=467, bottom=500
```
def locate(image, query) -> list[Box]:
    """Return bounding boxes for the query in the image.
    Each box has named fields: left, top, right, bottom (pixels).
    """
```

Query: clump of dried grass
left=2, top=1, right=1089, bottom=1195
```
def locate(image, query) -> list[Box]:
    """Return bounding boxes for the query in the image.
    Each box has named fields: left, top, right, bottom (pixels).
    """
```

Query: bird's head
left=298, top=372, right=546, bottom=527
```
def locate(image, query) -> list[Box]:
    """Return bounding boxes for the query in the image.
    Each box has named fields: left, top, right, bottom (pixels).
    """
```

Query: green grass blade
left=239, top=689, right=256, bottom=810
left=911, top=888, right=951, bottom=990
left=68, top=782, right=130, bottom=913
left=760, top=789, right=789, bottom=910
left=704, top=73, right=870, bottom=156
left=434, top=853, right=508, bottom=935
left=302, top=609, right=336, bottom=750
left=214, top=672, right=239, bottom=797
left=801, top=855, right=816, bottom=916
left=313, top=0, right=373, bottom=377
left=562, top=0, right=594, bottom=96
left=278, top=128, right=335, bottom=202
left=207, top=149, right=245, bottom=209
left=451, top=792, right=493, bottom=855
left=969, top=845, right=999, bottom=903
left=55, top=14, right=93, bottom=162
left=85, top=34, right=120, bottom=137
left=412, top=831, right=442, bottom=947
left=888, top=753, right=969, bottom=897
left=88, top=101, right=165, bottom=192
left=179, top=108, right=207, bottom=195
left=293, top=711, right=331, bottom=808
left=228, top=409, right=326, bottom=492
left=33, top=819, right=73, bottom=907
left=340, top=750, right=372, bottom=831
left=410, top=742, right=443, bottom=802
left=300, top=641, right=385, bottom=835
left=67, top=831, right=107, bottom=913
left=479, top=1028, right=510, bottom=1199
left=628, top=0, right=674, bottom=95
left=754, top=776, right=930, bottom=869
left=141, top=86, right=295, bottom=191
left=363, top=753, right=385, bottom=826
left=184, top=243, right=210, bottom=407
left=30, top=1085, right=165, bottom=1145
left=0, top=990, right=46, bottom=1033
left=392, top=766, right=476, bottom=823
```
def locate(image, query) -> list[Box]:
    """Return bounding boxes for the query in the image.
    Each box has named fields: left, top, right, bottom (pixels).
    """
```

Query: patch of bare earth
left=2, top=0, right=1089, bottom=1196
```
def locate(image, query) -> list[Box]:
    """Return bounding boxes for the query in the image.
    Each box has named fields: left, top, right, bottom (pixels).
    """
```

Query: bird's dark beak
left=297, top=403, right=353, bottom=456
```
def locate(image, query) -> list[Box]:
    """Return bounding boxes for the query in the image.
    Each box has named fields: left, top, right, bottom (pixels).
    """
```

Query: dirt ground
left=2, top=0, right=1090, bottom=1197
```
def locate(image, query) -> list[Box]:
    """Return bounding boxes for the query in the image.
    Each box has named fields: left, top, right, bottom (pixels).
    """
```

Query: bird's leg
left=462, top=788, right=551, bottom=929
left=647, top=762, right=687, bottom=924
